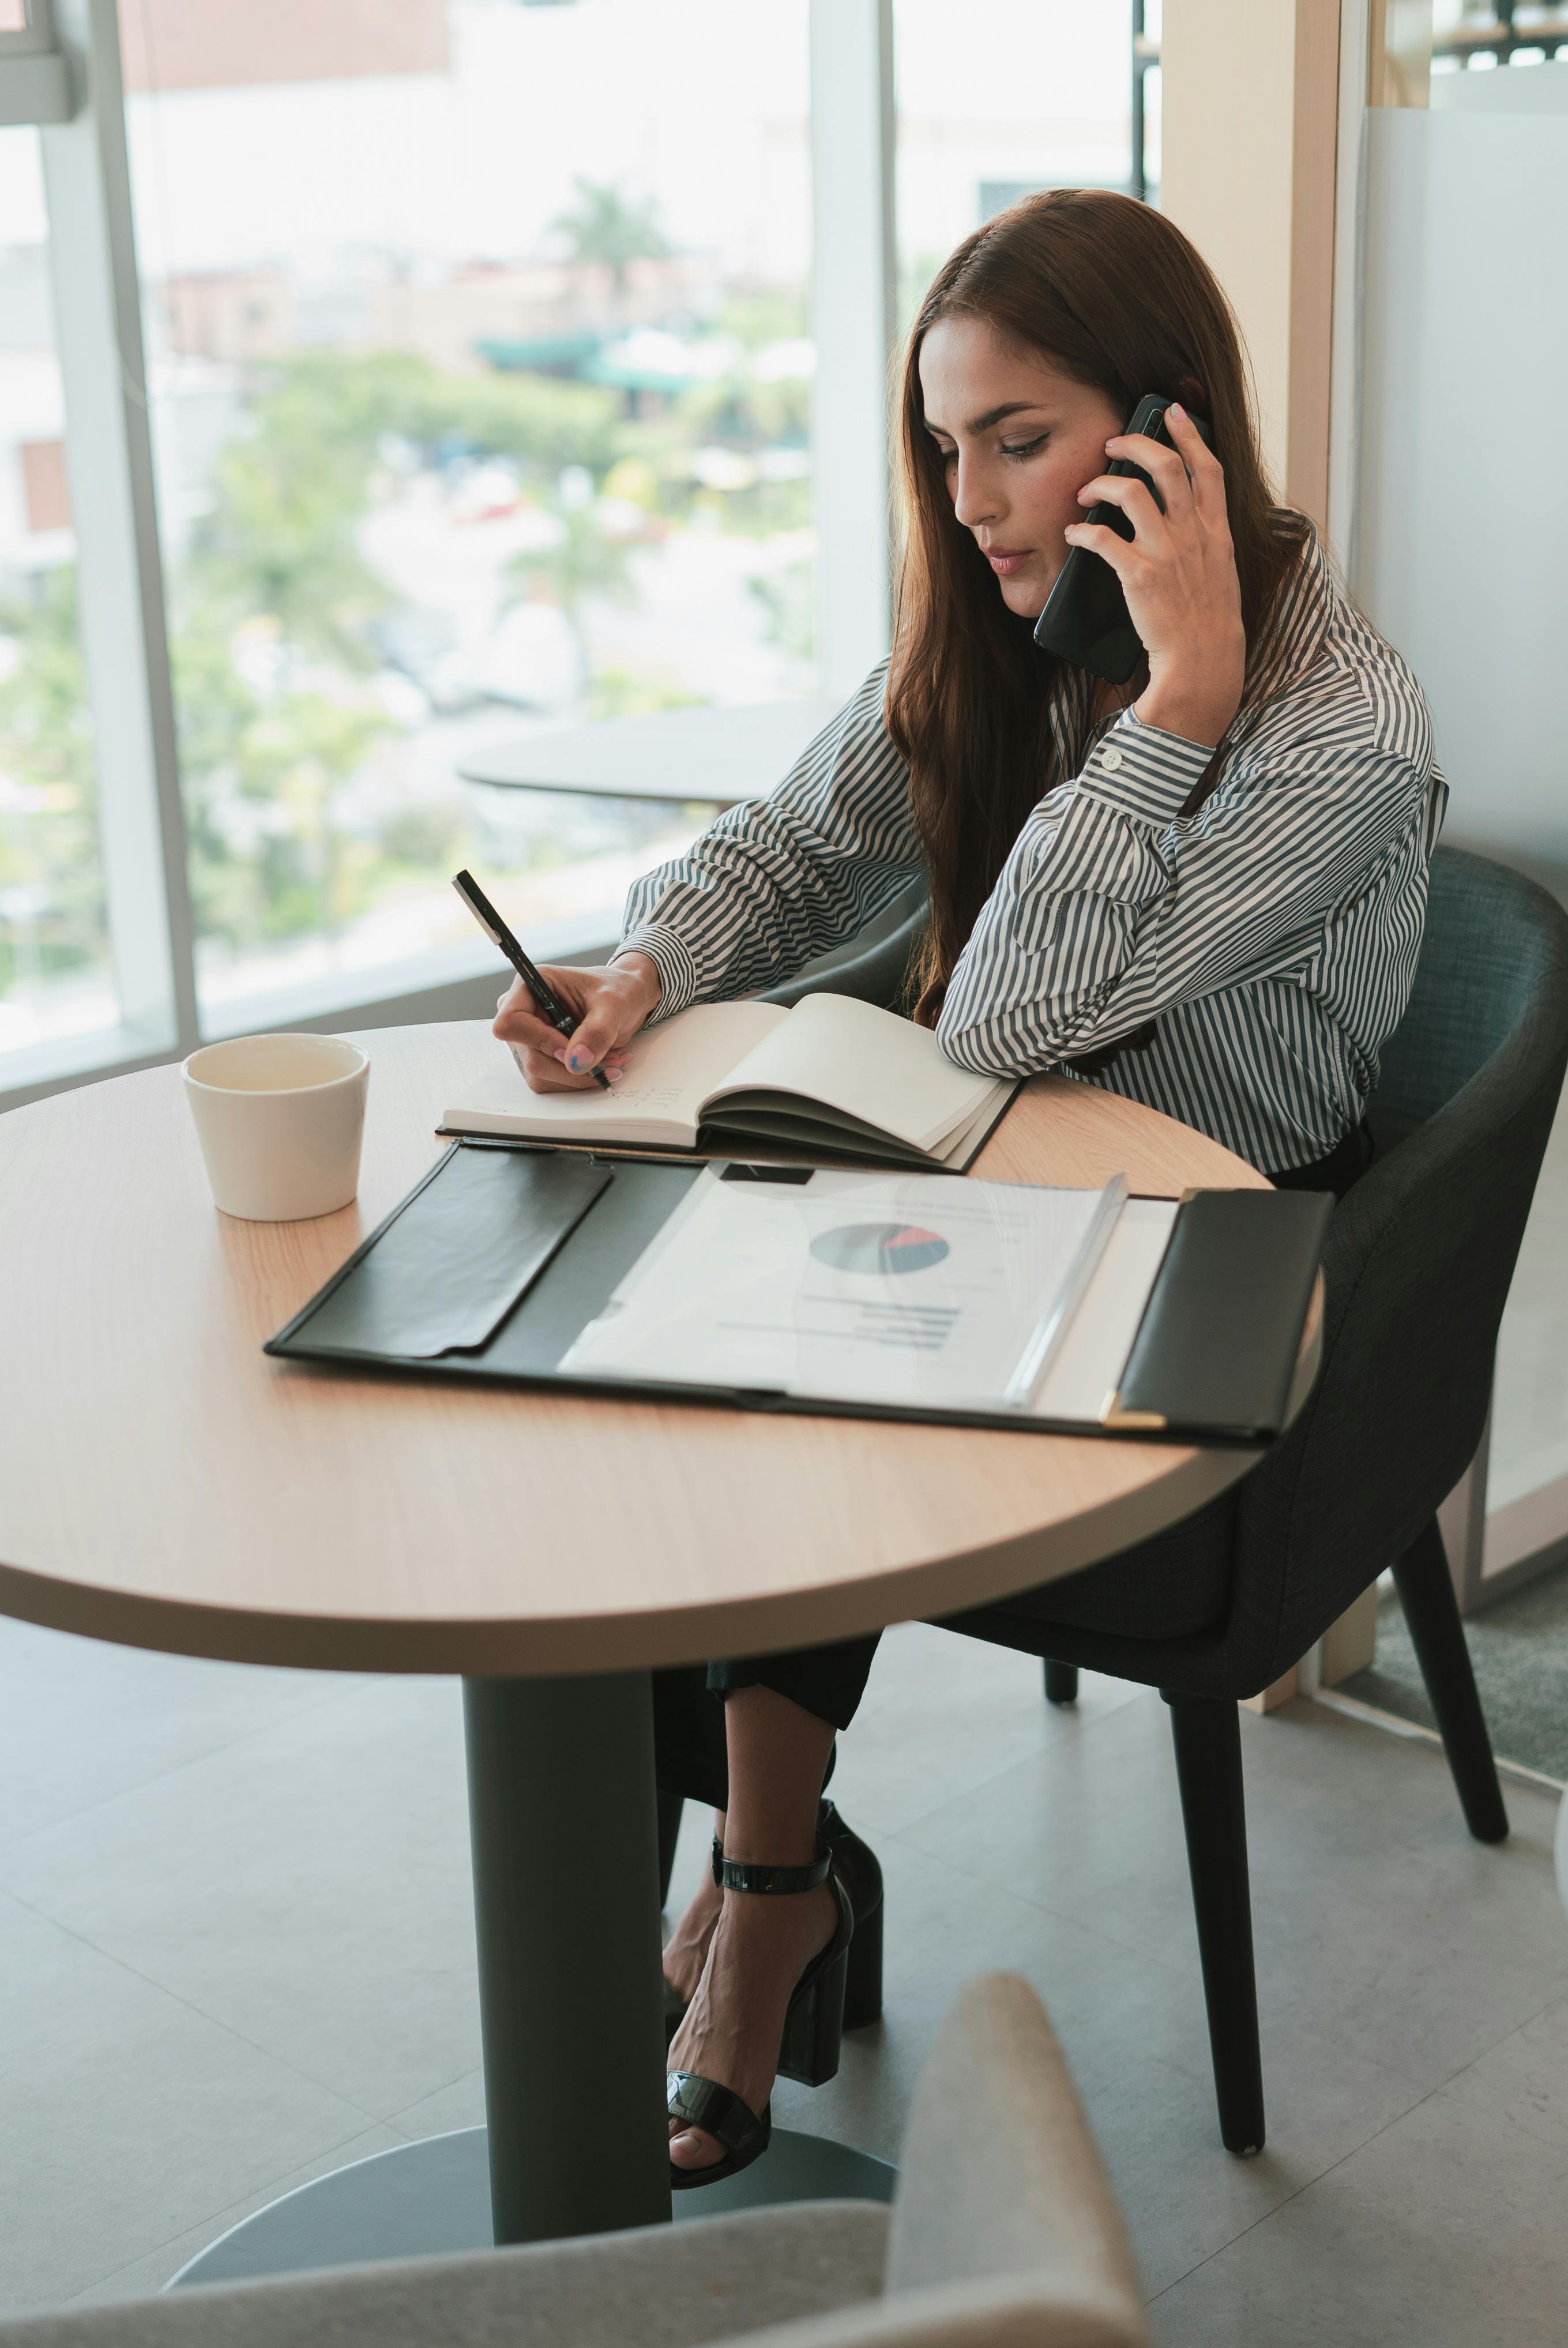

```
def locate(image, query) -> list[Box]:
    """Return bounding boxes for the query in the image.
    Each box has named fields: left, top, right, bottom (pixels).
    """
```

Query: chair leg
left=1392, top=1518, right=1509, bottom=1844
left=656, top=1789, right=684, bottom=1909
left=1043, top=1660, right=1079, bottom=1705
left=1163, top=1692, right=1265, bottom=2156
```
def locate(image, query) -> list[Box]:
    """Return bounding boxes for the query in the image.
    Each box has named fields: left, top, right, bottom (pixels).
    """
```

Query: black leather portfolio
left=265, top=1141, right=1330, bottom=1446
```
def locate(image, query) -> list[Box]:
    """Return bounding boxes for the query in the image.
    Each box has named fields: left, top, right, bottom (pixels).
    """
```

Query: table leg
left=167, top=1669, right=892, bottom=2291
left=462, top=1670, right=671, bottom=2243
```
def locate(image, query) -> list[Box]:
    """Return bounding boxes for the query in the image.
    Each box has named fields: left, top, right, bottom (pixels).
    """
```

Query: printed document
left=558, top=1166, right=1117, bottom=1411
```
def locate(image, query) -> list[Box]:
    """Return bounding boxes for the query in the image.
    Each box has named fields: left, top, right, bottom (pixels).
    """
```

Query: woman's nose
left=951, top=457, right=1001, bottom=531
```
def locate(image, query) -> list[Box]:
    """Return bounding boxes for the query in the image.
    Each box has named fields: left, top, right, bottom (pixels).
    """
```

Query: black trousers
left=652, top=1122, right=1373, bottom=1809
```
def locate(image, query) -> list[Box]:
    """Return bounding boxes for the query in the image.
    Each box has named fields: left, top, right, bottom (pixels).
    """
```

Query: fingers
left=494, top=996, right=576, bottom=1060
left=491, top=959, right=653, bottom=1088
left=559, top=998, right=625, bottom=1079
left=1063, top=517, right=1138, bottom=576
left=1161, top=403, right=1229, bottom=523
left=512, top=1045, right=602, bottom=1094
left=1077, top=472, right=1166, bottom=538
left=1103, top=433, right=1194, bottom=523
left=509, top=1040, right=630, bottom=1094
left=492, top=994, right=630, bottom=1084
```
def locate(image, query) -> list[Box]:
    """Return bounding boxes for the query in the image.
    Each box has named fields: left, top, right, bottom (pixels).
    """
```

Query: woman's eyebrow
left=968, top=400, right=1046, bottom=433
left=924, top=401, right=1048, bottom=440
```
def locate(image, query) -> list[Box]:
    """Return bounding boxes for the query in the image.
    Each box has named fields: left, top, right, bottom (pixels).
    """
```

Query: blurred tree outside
left=0, top=570, right=103, bottom=998
left=550, top=178, right=669, bottom=306
left=0, top=258, right=817, bottom=1000
left=174, top=352, right=628, bottom=959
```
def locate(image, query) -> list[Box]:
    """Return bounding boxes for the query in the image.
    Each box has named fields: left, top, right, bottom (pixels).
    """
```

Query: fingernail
left=1170, top=403, right=1186, bottom=421
left=567, top=1050, right=587, bottom=1072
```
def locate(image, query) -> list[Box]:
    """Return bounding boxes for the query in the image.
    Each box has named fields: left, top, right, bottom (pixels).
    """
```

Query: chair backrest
left=732, top=1975, right=1149, bottom=2348
left=1228, top=845, right=1568, bottom=1686
left=868, top=1972, right=1149, bottom=2347
left=762, top=885, right=927, bottom=1011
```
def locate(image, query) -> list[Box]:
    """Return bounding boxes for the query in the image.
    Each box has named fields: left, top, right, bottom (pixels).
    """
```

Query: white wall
left=1356, top=104, right=1568, bottom=874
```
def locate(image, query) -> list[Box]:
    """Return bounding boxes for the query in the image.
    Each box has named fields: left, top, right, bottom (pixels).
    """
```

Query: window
left=894, top=0, right=1136, bottom=332
left=122, top=0, right=815, bottom=1032
left=0, top=0, right=1138, bottom=1106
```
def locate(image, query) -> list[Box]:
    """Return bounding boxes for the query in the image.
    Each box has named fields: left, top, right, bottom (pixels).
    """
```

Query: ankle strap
left=710, top=1838, right=832, bottom=1895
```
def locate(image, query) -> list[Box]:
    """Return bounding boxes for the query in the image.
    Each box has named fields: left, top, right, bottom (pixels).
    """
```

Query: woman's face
left=918, top=314, right=1125, bottom=621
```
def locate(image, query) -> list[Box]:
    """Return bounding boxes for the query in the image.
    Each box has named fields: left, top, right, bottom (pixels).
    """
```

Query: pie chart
left=810, top=1221, right=950, bottom=1276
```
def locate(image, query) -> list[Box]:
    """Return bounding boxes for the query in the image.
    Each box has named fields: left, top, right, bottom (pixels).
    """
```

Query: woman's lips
left=983, top=548, right=1032, bottom=576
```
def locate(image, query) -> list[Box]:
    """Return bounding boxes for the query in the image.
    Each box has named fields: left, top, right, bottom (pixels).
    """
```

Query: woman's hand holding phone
left=493, top=952, right=662, bottom=1093
left=1064, top=404, right=1246, bottom=750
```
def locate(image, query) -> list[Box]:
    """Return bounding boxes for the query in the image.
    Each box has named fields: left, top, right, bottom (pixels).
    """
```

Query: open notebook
left=441, top=993, right=1018, bottom=1173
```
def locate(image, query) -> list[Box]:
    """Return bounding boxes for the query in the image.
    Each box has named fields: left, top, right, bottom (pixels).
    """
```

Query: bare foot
left=667, top=1881, right=837, bottom=2174
left=662, top=1866, right=721, bottom=2007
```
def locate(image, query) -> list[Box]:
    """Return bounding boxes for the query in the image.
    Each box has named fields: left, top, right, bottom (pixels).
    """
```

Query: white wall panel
left=1357, top=106, right=1568, bottom=873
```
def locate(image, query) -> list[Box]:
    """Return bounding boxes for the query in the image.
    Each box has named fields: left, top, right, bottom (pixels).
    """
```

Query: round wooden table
left=0, top=1021, right=1305, bottom=2281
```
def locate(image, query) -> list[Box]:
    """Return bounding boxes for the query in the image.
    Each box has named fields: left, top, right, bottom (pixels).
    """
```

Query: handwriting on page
left=588, top=1083, right=685, bottom=1112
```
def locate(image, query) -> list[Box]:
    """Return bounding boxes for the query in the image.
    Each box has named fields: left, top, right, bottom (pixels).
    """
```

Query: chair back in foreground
left=874, top=1970, right=1150, bottom=2348
left=0, top=1977, right=1146, bottom=2348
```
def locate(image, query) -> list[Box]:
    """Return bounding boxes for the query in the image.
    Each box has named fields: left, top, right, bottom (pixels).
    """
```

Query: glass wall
left=0, top=127, right=115, bottom=1062
left=120, top=0, right=813, bottom=1024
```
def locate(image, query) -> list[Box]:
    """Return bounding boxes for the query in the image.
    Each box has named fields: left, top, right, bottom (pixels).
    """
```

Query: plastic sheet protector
left=557, top=1165, right=1119, bottom=1412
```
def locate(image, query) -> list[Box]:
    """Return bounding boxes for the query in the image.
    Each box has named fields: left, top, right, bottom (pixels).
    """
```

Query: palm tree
left=550, top=178, right=668, bottom=310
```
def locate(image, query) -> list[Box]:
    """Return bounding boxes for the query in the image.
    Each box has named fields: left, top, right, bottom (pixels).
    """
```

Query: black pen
left=452, top=868, right=612, bottom=1089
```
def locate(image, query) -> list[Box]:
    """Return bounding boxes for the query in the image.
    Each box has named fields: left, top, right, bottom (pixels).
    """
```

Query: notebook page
left=443, top=1001, right=788, bottom=1147
left=706, top=992, right=1003, bottom=1153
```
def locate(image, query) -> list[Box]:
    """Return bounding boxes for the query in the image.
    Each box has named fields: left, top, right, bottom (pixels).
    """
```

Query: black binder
left=265, top=1141, right=1329, bottom=1446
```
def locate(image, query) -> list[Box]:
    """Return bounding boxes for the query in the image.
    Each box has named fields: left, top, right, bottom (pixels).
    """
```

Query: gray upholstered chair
left=655, top=845, right=1568, bottom=2161
left=944, top=845, right=1568, bottom=2152
left=0, top=1977, right=1149, bottom=2348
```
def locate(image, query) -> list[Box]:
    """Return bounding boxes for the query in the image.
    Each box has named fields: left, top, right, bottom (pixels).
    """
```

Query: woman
left=494, top=190, right=1445, bottom=2187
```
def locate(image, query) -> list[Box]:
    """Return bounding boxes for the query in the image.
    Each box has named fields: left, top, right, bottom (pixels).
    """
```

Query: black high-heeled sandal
left=667, top=1839, right=852, bottom=2192
left=663, top=1799, right=883, bottom=2043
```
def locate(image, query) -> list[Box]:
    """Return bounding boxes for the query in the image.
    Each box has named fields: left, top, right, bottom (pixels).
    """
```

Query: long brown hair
left=887, top=188, right=1308, bottom=1022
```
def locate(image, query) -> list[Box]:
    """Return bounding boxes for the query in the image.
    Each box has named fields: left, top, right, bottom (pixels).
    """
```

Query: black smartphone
left=1032, top=393, right=1214, bottom=685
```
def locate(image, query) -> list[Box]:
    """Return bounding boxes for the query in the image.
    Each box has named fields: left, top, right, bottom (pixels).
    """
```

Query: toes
left=668, top=2124, right=723, bottom=2171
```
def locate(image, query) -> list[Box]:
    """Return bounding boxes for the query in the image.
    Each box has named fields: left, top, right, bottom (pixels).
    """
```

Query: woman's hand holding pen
left=493, top=952, right=663, bottom=1093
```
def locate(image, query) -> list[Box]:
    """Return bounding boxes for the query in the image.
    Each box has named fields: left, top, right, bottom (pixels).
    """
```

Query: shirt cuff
left=1077, top=707, right=1216, bottom=827
left=614, top=924, right=698, bottom=1021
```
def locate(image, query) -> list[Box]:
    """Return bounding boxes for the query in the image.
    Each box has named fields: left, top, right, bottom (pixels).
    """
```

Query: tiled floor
left=2, top=1613, right=1566, bottom=2344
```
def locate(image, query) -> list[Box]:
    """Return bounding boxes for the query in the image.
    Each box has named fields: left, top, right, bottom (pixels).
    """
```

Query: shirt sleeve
left=936, top=698, right=1437, bottom=1077
left=616, top=664, right=923, bottom=1020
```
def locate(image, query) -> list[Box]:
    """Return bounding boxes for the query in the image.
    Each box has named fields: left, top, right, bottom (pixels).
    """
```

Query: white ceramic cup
left=183, top=1034, right=370, bottom=1222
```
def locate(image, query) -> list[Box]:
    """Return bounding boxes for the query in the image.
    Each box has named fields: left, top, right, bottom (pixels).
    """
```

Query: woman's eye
left=1002, top=435, right=1046, bottom=461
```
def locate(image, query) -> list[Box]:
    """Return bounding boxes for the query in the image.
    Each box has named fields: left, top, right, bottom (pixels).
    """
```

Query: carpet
left=1340, top=1560, right=1568, bottom=1786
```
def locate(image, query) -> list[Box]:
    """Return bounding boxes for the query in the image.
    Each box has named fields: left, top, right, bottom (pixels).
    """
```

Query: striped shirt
left=619, top=527, right=1446, bottom=1173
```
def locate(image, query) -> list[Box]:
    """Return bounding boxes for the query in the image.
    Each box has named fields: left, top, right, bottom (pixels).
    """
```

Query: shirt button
left=1100, top=746, right=1124, bottom=772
